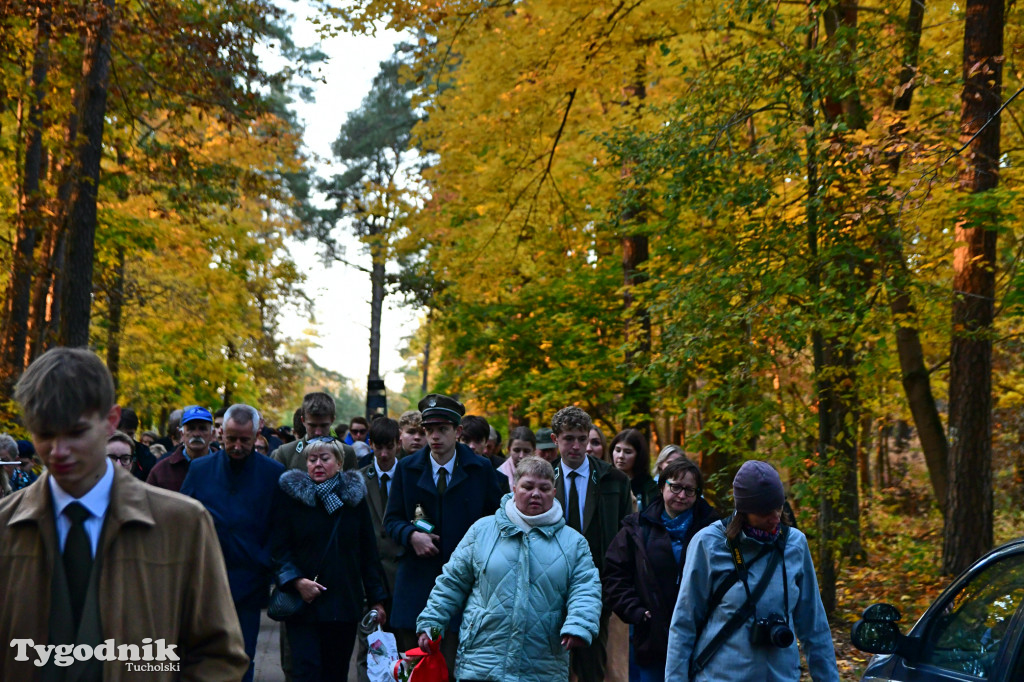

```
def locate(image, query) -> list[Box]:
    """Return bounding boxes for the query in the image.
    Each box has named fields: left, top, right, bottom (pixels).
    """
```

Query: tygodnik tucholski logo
left=11, top=638, right=181, bottom=671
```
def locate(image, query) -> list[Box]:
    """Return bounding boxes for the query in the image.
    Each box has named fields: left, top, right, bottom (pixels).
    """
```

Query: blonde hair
left=306, top=438, right=344, bottom=464
left=513, top=456, right=556, bottom=484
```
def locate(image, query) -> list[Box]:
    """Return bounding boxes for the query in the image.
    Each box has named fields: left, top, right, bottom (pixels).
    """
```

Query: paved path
left=254, top=611, right=359, bottom=682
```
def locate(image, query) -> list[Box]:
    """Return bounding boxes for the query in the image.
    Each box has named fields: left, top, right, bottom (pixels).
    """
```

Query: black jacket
left=603, top=496, right=718, bottom=666
left=383, top=443, right=503, bottom=631
left=271, top=470, right=388, bottom=623
left=554, top=456, right=632, bottom=575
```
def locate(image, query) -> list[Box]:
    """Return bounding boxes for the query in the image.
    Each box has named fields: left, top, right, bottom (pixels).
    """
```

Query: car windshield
left=919, top=550, right=1024, bottom=678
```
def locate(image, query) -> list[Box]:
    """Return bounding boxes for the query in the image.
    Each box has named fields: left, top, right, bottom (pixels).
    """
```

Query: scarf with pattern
left=314, top=473, right=345, bottom=514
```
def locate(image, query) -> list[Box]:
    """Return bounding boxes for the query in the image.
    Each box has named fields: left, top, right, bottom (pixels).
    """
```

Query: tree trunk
left=826, top=340, right=864, bottom=562
left=2, top=5, right=51, bottom=388
left=421, top=331, right=430, bottom=395
left=621, top=60, right=652, bottom=431
left=31, top=64, right=83, bottom=358
left=889, top=254, right=949, bottom=510
left=875, top=417, right=889, bottom=487
left=105, top=246, right=125, bottom=390
left=814, top=0, right=868, bottom=588
left=59, top=0, right=116, bottom=347
left=30, top=219, right=67, bottom=357
left=943, top=0, right=1002, bottom=576
left=876, top=0, right=949, bottom=515
left=822, top=1, right=867, bottom=129
left=366, top=240, right=387, bottom=418
left=858, top=411, right=872, bottom=495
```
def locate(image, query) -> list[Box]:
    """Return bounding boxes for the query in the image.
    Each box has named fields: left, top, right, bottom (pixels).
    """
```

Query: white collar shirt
left=49, top=458, right=115, bottom=557
left=430, top=453, right=456, bottom=487
left=560, top=455, right=591, bottom=523
left=375, top=460, right=397, bottom=495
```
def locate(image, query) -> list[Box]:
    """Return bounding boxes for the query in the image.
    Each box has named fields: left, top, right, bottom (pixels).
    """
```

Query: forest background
left=0, top=0, right=1020, bottom=677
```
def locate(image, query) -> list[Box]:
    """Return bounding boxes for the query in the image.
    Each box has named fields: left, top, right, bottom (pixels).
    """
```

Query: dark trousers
left=396, top=627, right=459, bottom=681
left=288, top=620, right=358, bottom=682
left=571, top=605, right=611, bottom=682
left=235, top=603, right=261, bottom=682
left=280, top=622, right=293, bottom=681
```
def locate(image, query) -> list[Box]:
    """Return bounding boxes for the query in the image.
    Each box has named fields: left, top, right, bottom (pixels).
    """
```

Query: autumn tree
left=943, top=0, right=1004, bottom=575
left=0, top=0, right=321, bottom=422
left=326, top=0, right=1024, bottom=603
left=317, top=53, right=420, bottom=418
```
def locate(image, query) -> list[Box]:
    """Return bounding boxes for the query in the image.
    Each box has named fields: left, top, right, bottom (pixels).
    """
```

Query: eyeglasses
left=106, top=454, right=133, bottom=465
left=307, top=436, right=338, bottom=444
left=666, top=482, right=698, bottom=497
left=349, top=428, right=368, bottom=435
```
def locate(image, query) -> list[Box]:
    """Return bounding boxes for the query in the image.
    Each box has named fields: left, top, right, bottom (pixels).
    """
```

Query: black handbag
left=267, top=585, right=305, bottom=621
left=267, top=510, right=345, bottom=622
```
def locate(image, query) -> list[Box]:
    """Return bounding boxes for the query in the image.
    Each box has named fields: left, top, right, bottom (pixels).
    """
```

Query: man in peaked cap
left=383, top=393, right=503, bottom=678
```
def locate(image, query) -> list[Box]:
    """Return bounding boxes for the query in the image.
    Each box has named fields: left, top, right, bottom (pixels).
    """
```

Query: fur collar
left=278, top=469, right=367, bottom=508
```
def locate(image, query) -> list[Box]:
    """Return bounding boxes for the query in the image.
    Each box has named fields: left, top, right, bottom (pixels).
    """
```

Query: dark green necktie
left=63, top=502, right=93, bottom=627
left=380, top=473, right=390, bottom=509
left=436, top=468, right=447, bottom=496
left=567, top=472, right=582, bottom=532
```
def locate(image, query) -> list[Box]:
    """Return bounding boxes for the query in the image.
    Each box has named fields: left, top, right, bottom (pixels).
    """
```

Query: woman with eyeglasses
left=271, top=436, right=388, bottom=681
left=604, top=457, right=718, bottom=682
left=106, top=430, right=135, bottom=471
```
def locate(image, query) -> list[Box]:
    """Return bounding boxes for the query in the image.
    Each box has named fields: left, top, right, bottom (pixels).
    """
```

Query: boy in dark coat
left=551, top=405, right=632, bottom=682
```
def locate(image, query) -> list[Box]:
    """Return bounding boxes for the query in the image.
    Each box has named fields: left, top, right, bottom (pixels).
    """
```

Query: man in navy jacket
left=181, top=403, right=284, bottom=682
left=384, top=393, right=502, bottom=677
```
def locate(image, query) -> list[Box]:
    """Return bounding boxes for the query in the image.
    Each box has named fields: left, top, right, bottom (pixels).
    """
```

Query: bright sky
left=277, top=4, right=419, bottom=396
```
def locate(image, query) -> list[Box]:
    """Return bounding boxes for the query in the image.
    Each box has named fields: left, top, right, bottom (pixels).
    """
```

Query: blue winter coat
left=416, top=494, right=602, bottom=682
left=180, top=450, right=285, bottom=607
left=665, top=521, right=839, bottom=682
left=383, top=443, right=503, bottom=630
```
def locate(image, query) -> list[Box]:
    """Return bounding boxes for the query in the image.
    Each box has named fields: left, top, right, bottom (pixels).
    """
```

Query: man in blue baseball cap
left=146, top=405, right=216, bottom=492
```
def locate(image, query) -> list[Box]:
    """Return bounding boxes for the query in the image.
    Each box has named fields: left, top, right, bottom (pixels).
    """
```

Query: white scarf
left=505, top=496, right=563, bottom=532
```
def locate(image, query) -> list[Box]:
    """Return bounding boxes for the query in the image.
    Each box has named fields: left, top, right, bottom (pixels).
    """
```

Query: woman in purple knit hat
left=665, top=460, right=839, bottom=681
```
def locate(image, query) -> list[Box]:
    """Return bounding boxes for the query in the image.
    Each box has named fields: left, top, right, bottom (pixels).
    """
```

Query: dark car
left=851, top=538, right=1024, bottom=681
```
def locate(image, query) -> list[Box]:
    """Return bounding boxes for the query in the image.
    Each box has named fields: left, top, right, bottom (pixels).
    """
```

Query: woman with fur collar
left=271, top=437, right=388, bottom=682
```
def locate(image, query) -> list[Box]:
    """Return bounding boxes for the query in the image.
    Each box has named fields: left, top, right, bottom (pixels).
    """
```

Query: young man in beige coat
left=0, top=347, right=248, bottom=681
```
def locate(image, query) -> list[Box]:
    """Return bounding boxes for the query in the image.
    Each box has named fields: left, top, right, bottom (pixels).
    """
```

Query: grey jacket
left=665, top=521, right=839, bottom=682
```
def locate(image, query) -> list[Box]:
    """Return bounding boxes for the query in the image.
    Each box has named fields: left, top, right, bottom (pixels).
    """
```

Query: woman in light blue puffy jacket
left=416, top=456, right=602, bottom=682
left=665, top=460, right=839, bottom=682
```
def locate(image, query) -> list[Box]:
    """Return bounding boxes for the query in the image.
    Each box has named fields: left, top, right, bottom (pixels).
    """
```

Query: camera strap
left=692, top=519, right=772, bottom=639
left=690, top=524, right=788, bottom=677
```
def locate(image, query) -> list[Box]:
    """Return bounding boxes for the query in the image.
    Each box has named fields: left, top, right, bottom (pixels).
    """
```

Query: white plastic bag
left=366, top=626, right=400, bottom=682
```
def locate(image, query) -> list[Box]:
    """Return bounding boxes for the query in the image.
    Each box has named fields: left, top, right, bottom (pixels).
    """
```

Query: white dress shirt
left=430, top=454, right=456, bottom=487
left=49, top=458, right=115, bottom=557
left=560, top=455, right=591, bottom=524
left=374, top=460, right=397, bottom=496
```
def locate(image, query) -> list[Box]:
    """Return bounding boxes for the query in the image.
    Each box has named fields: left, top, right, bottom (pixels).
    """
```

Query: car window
left=919, top=552, right=1024, bottom=678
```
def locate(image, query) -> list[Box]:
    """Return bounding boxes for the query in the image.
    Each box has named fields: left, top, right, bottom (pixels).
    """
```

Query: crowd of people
left=0, top=346, right=841, bottom=682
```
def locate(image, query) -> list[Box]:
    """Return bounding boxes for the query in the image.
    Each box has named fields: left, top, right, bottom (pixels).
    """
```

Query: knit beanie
left=732, top=460, right=785, bottom=514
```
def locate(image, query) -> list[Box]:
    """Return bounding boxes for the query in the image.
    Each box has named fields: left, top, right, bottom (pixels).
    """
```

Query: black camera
left=751, top=613, right=794, bottom=648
